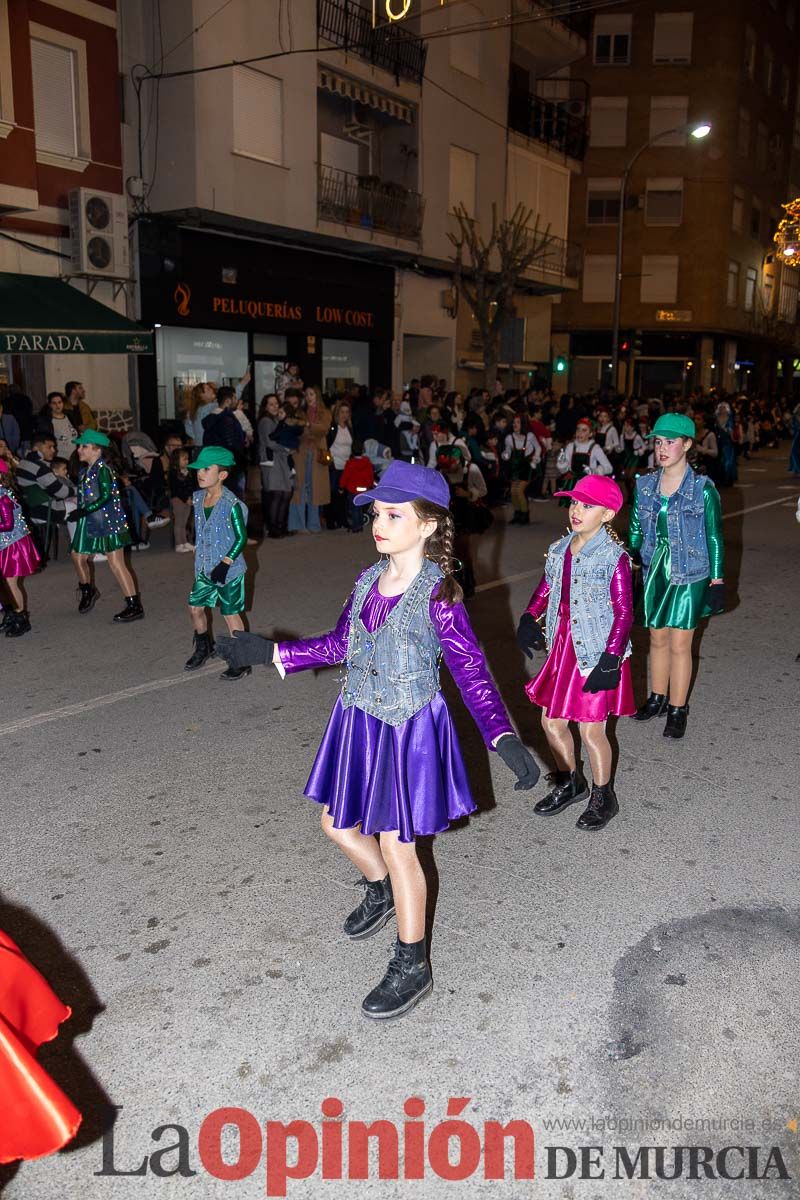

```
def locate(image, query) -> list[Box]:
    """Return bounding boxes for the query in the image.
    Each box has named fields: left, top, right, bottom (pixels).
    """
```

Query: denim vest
left=78, top=459, right=128, bottom=540
left=342, top=558, right=443, bottom=726
left=192, top=486, right=248, bottom=580
left=544, top=527, right=632, bottom=674
left=636, top=467, right=711, bottom=584
left=0, top=486, right=29, bottom=549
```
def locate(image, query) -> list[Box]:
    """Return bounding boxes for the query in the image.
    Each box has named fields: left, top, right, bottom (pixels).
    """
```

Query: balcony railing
left=508, top=90, right=587, bottom=161
left=318, top=0, right=427, bottom=85
left=535, top=0, right=591, bottom=38
left=525, top=232, right=582, bottom=280
left=318, top=165, right=425, bottom=240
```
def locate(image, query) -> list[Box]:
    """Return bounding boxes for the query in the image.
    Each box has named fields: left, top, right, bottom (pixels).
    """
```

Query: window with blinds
left=645, top=178, right=683, bottom=226
left=582, top=255, right=616, bottom=302
left=648, top=96, right=688, bottom=145
left=586, top=179, right=621, bottom=225
left=652, top=13, right=693, bottom=64
left=30, top=37, right=78, bottom=157
left=233, top=66, right=283, bottom=165
left=449, top=145, right=477, bottom=216
left=589, top=97, right=628, bottom=147
left=640, top=255, right=678, bottom=303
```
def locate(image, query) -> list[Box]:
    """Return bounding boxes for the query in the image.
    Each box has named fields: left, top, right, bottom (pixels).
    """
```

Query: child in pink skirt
left=517, top=475, right=634, bottom=830
left=0, top=458, right=40, bottom=637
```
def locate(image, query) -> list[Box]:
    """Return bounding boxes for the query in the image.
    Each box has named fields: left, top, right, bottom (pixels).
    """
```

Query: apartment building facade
left=553, top=0, right=800, bottom=397
left=120, top=0, right=588, bottom=428
left=0, top=0, right=146, bottom=415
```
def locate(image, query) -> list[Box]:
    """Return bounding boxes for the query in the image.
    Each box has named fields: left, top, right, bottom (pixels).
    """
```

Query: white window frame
left=644, top=177, right=683, bottom=226
left=448, top=144, right=477, bottom=217
left=648, top=95, right=689, bottom=145
left=593, top=14, right=632, bottom=65
left=589, top=96, right=628, bottom=147
left=652, top=12, right=693, bottom=64
left=640, top=254, right=679, bottom=303
left=778, top=269, right=799, bottom=321
left=29, top=22, right=91, bottom=170
left=744, top=266, right=757, bottom=311
left=232, top=66, right=284, bottom=167
left=762, top=271, right=775, bottom=313
left=586, top=177, right=621, bottom=225
left=726, top=260, right=740, bottom=307
left=0, top=0, right=14, bottom=137
left=582, top=254, right=616, bottom=303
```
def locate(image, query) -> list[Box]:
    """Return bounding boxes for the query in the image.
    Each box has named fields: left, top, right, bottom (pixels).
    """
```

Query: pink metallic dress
left=525, top=547, right=635, bottom=722
left=0, top=495, right=40, bottom=578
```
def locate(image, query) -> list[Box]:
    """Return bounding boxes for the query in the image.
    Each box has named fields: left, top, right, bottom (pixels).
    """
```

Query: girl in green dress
left=628, top=414, right=724, bottom=739
left=71, top=430, right=143, bottom=623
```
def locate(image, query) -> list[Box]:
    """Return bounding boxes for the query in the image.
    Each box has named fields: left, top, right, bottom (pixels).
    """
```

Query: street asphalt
left=1, top=449, right=798, bottom=1199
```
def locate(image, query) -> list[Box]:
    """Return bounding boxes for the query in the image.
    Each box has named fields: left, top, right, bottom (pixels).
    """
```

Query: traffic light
left=554, top=355, right=568, bottom=374
left=633, top=329, right=643, bottom=357
left=620, top=337, right=631, bottom=353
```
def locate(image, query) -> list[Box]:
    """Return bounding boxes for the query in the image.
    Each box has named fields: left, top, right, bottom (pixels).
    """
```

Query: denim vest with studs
left=342, top=558, right=443, bottom=725
left=635, top=466, right=711, bottom=584
left=192, top=486, right=248, bottom=580
left=544, top=526, right=632, bottom=674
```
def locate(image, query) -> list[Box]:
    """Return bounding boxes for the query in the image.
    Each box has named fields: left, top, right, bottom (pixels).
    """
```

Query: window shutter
left=640, top=255, right=679, bottom=303
left=30, top=38, right=78, bottom=156
left=582, top=254, right=616, bottom=302
left=449, top=145, right=477, bottom=216
left=652, top=13, right=693, bottom=63
left=233, top=67, right=283, bottom=165
left=590, top=97, right=628, bottom=147
left=648, top=96, right=689, bottom=144
left=645, top=178, right=683, bottom=225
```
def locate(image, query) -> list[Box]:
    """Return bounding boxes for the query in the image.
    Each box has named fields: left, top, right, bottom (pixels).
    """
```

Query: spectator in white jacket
left=557, top=418, right=613, bottom=478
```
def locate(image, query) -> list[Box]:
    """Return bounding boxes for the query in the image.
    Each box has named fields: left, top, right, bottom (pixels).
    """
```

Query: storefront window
left=155, top=326, right=249, bottom=421
left=322, top=338, right=370, bottom=397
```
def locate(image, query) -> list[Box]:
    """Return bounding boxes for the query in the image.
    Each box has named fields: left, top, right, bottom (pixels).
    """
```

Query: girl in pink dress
left=0, top=458, right=40, bottom=637
left=517, top=475, right=634, bottom=831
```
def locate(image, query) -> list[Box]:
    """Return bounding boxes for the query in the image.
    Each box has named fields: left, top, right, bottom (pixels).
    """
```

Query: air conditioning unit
left=562, top=99, right=586, bottom=119
left=68, top=188, right=130, bottom=277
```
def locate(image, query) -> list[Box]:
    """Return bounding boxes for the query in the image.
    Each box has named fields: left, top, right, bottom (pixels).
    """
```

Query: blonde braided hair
left=412, top=499, right=464, bottom=605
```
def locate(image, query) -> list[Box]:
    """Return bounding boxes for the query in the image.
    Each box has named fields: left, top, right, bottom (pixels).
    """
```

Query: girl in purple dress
left=0, top=458, right=40, bottom=637
left=217, top=461, right=539, bottom=1020
left=517, top=475, right=634, bottom=832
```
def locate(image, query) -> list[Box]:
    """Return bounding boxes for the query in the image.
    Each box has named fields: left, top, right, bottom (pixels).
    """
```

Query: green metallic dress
left=629, top=483, right=724, bottom=630
left=71, top=462, right=132, bottom=555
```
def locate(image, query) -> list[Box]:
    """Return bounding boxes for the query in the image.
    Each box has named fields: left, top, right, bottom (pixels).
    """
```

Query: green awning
left=0, top=272, right=153, bottom=354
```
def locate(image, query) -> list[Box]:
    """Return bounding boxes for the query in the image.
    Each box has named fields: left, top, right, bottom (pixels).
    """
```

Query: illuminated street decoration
left=773, top=198, right=800, bottom=268
left=372, top=0, right=444, bottom=24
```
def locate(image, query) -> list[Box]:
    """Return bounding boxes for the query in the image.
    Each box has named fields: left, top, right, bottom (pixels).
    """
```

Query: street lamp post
left=610, top=121, right=711, bottom=393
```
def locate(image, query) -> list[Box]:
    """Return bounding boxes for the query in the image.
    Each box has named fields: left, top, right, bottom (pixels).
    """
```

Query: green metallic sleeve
left=226, top=501, right=247, bottom=560
left=627, top=485, right=643, bottom=552
left=83, top=463, right=113, bottom=512
left=704, top=482, right=724, bottom=580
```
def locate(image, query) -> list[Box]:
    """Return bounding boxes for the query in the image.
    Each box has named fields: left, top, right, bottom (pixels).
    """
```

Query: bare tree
left=448, top=201, right=555, bottom=392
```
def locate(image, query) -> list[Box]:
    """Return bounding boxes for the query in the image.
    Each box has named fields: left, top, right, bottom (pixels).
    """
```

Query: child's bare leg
left=321, top=809, right=388, bottom=881
left=4, top=576, right=24, bottom=610
left=541, top=713, right=576, bottom=771
left=667, top=628, right=694, bottom=706
left=648, top=627, right=671, bottom=694
left=223, top=612, right=245, bottom=634
left=378, top=831, right=426, bottom=942
left=72, top=550, right=91, bottom=583
left=578, top=721, right=612, bottom=786
left=106, top=549, right=135, bottom=595
left=189, top=604, right=208, bottom=634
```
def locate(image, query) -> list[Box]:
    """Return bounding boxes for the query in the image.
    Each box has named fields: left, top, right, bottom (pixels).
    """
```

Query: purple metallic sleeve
left=432, top=597, right=515, bottom=747
left=605, top=554, right=634, bottom=657
left=525, top=573, right=550, bottom=619
left=277, top=591, right=354, bottom=674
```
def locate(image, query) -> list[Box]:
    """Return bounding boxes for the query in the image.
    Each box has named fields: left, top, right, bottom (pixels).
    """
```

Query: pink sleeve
left=524, top=573, right=550, bottom=620
left=605, top=555, right=634, bottom=657
left=0, top=495, right=14, bottom=533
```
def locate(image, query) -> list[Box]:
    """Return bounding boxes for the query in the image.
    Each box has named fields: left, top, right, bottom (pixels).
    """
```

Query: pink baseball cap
left=554, top=475, right=624, bottom=512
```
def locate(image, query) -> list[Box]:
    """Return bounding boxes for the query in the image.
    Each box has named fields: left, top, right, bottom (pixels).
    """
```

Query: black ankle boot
left=576, top=783, right=619, bottom=830
left=184, top=631, right=215, bottom=671
left=343, top=875, right=395, bottom=940
left=78, top=582, right=99, bottom=614
left=533, top=768, right=589, bottom=816
left=220, top=664, right=252, bottom=682
left=663, top=703, right=689, bottom=739
left=633, top=692, right=668, bottom=721
left=361, top=937, right=432, bottom=1020
left=113, top=594, right=144, bottom=623
left=5, top=610, right=31, bottom=638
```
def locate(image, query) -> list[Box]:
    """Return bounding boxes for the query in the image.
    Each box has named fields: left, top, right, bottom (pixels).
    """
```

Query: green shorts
left=188, top=572, right=246, bottom=616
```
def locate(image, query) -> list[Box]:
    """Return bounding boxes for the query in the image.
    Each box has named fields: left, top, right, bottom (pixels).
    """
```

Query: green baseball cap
left=73, top=429, right=111, bottom=448
left=646, top=414, right=696, bottom=440
left=187, top=446, right=236, bottom=470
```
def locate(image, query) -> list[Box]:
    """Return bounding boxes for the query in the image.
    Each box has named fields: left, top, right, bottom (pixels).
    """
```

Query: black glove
left=707, top=581, right=725, bottom=614
left=516, top=612, right=546, bottom=658
left=72, top=507, right=87, bottom=521
left=630, top=548, right=642, bottom=567
left=582, top=651, right=622, bottom=694
left=495, top=734, right=540, bottom=791
left=210, top=560, right=230, bottom=585
left=216, top=631, right=275, bottom=669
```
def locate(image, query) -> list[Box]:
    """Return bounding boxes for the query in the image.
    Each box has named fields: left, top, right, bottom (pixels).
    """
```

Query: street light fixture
left=610, top=121, right=712, bottom=392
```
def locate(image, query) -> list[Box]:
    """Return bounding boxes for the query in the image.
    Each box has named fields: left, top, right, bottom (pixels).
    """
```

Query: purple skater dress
left=525, top=547, right=635, bottom=722
left=277, top=576, right=514, bottom=842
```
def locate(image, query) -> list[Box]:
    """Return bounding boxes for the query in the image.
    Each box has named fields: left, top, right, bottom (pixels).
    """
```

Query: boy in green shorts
left=184, top=446, right=250, bottom=681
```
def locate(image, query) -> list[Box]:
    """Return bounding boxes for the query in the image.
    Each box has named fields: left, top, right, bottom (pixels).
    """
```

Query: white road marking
left=2, top=492, right=793, bottom=736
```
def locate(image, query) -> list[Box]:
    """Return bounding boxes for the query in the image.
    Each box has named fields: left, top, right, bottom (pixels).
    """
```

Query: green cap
left=73, top=429, right=111, bottom=448
left=646, top=414, right=696, bottom=441
left=187, top=446, right=236, bottom=470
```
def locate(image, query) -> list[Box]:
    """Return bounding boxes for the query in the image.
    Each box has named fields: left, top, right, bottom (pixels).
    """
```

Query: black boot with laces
left=78, top=582, right=99, bottom=614
left=185, top=631, right=215, bottom=671
left=576, top=783, right=619, bottom=831
left=343, top=875, right=395, bottom=940
left=533, top=768, right=589, bottom=816
left=361, top=937, right=432, bottom=1020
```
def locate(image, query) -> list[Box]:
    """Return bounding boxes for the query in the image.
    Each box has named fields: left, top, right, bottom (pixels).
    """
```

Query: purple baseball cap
left=353, top=460, right=451, bottom=509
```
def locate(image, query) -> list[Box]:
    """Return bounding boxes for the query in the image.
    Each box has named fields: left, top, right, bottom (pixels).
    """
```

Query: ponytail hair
left=411, top=498, right=464, bottom=605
